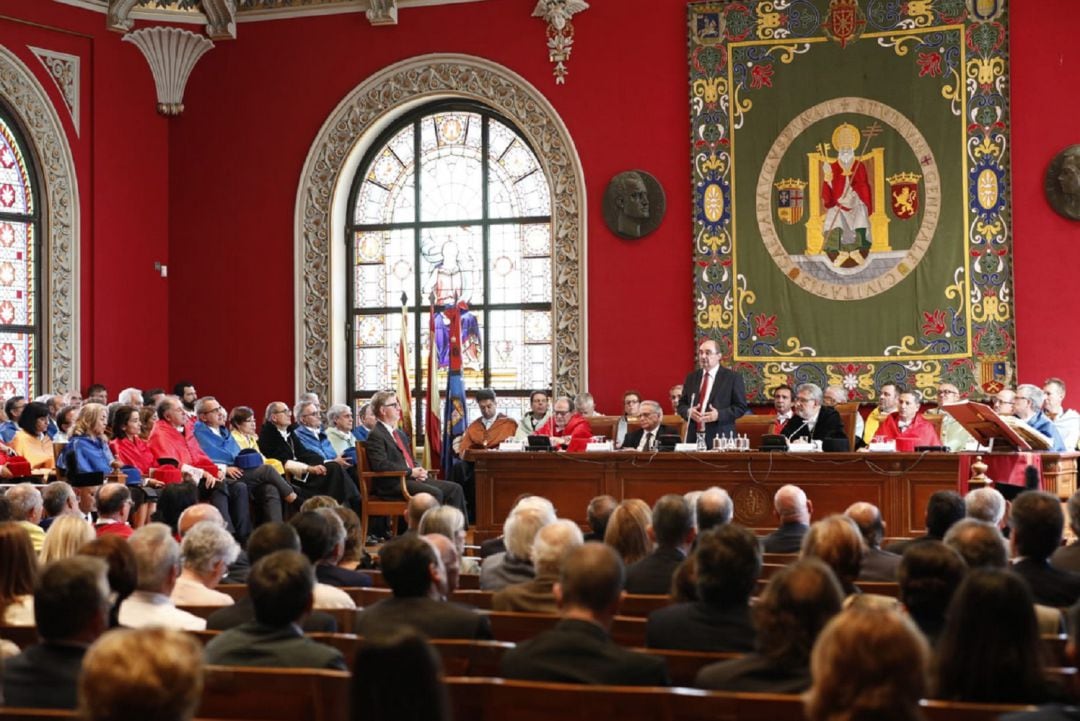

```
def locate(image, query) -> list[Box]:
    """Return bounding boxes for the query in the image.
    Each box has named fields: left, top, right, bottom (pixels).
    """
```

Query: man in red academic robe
left=877, top=389, right=941, bottom=449
left=535, top=396, right=593, bottom=452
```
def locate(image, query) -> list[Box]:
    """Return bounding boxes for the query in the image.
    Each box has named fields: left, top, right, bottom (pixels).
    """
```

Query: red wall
left=3, top=0, right=1079, bottom=412
left=0, top=0, right=170, bottom=396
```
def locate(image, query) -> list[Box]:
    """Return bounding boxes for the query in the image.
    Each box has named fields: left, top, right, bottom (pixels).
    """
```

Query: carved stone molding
left=106, top=0, right=141, bottom=33
left=28, top=47, right=80, bottom=136
left=122, top=27, right=214, bottom=116
left=531, top=0, right=589, bottom=84
left=201, top=0, right=238, bottom=39
left=295, top=53, right=587, bottom=404
left=0, top=46, right=80, bottom=395
left=366, top=0, right=398, bottom=25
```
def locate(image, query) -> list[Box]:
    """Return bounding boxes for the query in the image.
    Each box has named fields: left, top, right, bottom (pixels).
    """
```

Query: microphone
left=683, top=393, right=696, bottom=443
left=785, top=417, right=811, bottom=444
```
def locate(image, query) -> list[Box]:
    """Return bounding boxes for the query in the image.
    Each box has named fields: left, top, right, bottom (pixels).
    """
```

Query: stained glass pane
left=355, top=124, right=415, bottom=226
left=353, top=311, right=397, bottom=391
left=419, top=113, right=484, bottom=222
left=0, top=331, right=33, bottom=400
left=353, top=229, right=416, bottom=309
left=488, top=119, right=550, bottom=219
left=489, top=224, right=551, bottom=304
left=0, top=221, right=32, bottom=326
left=419, top=225, right=482, bottom=308
left=487, top=309, right=551, bottom=390
left=0, top=119, right=32, bottom=215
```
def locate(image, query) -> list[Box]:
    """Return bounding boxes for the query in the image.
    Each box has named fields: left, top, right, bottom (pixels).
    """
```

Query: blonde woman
left=39, top=514, right=96, bottom=564
left=64, top=403, right=116, bottom=511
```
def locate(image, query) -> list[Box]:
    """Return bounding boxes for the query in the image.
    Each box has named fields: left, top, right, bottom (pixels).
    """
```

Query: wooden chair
left=431, top=638, right=514, bottom=676
left=51, top=441, right=67, bottom=480
left=585, top=415, right=618, bottom=440
left=735, top=414, right=778, bottom=450
left=199, top=665, right=350, bottom=721
left=449, top=588, right=494, bottom=610
left=922, top=412, right=944, bottom=442
left=836, top=402, right=860, bottom=450
left=355, top=441, right=410, bottom=543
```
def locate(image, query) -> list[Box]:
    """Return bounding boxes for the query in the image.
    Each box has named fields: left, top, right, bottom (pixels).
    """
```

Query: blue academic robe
left=353, top=426, right=370, bottom=442
left=293, top=425, right=338, bottom=461
left=193, top=421, right=242, bottom=465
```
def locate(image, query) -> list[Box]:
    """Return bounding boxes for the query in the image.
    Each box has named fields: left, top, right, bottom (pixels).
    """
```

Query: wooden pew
left=617, top=594, right=671, bottom=617
left=761, top=553, right=798, bottom=565
left=481, top=611, right=646, bottom=646
left=630, top=648, right=742, bottom=687
left=199, top=665, right=349, bottom=721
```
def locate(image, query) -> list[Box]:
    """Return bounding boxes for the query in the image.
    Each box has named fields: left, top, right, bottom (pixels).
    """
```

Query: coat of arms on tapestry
left=688, top=0, right=1013, bottom=402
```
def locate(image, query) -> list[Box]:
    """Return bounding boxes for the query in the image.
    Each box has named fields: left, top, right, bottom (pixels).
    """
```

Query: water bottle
left=696, top=431, right=707, bottom=451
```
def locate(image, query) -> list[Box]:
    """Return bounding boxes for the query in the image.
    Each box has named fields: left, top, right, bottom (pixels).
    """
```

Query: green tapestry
left=688, top=0, right=1014, bottom=403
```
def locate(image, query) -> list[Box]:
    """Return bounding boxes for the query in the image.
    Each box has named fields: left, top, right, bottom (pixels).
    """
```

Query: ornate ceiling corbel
left=201, top=0, right=237, bottom=40
left=122, top=27, right=214, bottom=116
left=366, top=0, right=398, bottom=26
left=107, top=0, right=141, bottom=33
left=531, top=0, right=589, bottom=84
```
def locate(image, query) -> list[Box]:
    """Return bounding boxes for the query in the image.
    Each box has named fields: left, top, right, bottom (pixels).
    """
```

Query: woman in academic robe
left=9, top=401, right=55, bottom=470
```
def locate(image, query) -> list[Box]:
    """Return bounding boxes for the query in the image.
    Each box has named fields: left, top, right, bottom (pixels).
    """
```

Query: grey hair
left=418, top=505, right=467, bottom=555
left=293, top=401, right=317, bottom=423
left=315, top=507, right=347, bottom=551
left=130, top=523, right=181, bottom=592
left=795, top=383, right=823, bottom=404
left=117, top=387, right=144, bottom=406
left=264, top=401, right=287, bottom=424
left=180, top=521, right=240, bottom=575
left=1017, top=383, right=1046, bottom=410
left=965, top=487, right=1006, bottom=525
left=639, top=400, right=663, bottom=417
left=4, top=483, right=43, bottom=520
left=326, top=404, right=352, bottom=425
left=530, top=519, right=584, bottom=573
left=505, top=507, right=556, bottom=559
left=193, top=396, right=219, bottom=416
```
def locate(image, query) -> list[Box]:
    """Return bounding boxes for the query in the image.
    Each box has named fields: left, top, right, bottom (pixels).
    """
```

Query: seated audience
left=407, top=492, right=440, bottom=533
left=78, top=627, right=203, bottom=721
left=354, top=534, right=493, bottom=640
left=150, top=481, right=199, bottom=536
left=1010, top=490, right=1080, bottom=606
left=625, top=493, right=696, bottom=594
left=352, top=402, right=377, bottom=442
left=885, top=490, right=965, bottom=555
left=481, top=497, right=556, bottom=590
left=621, top=399, right=676, bottom=451
left=206, top=522, right=338, bottom=632
left=63, top=403, right=117, bottom=512
left=39, top=480, right=81, bottom=532
left=5, top=482, right=46, bottom=552
left=10, top=400, right=55, bottom=469
left=228, top=405, right=285, bottom=475
left=424, top=534, right=461, bottom=595
left=584, top=494, right=617, bottom=541
left=40, top=514, right=95, bottom=564
left=934, top=568, right=1052, bottom=704
left=325, top=403, right=358, bottom=456
left=171, top=520, right=240, bottom=605
left=0, top=521, right=38, bottom=624
left=696, top=558, right=843, bottom=692
left=332, top=506, right=369, bottom=571
left=800, top=515, right=865, bottom=597
left=501, top=543, right=669, bottom=685
left=696, top=486, right=733, bottom=532
left=53, top=403, right=78, bottom=443
left=805, top=606, right=929, bottom=721
left=897, top=541, right=966, bottom=645
left=192, top=395, right=298, bottom=522
left=292, top=509, right=372, bottom=589
left=109, top=404, right=166, bottom=520
left=419, top=505, right=478, bottom=575
left=79, top=534, right=138, bottom=628
left=118, top=522, right=206, bottom=630
left=1013, top=384, right=1067, bottom=451
left=965, top=486, right=1007, bottom=527
left=646, top=524, right=759, bottom=652
left=0, top=394, right=25, bottom=442
left=93, top=483, right=134, bottom=539
left=1051, top=489, right=1080, bottom=573
left=493, top=519, right=584, bottom=613
left=2, top=556, right=110, bottom=708
left=603, top=498, right=653, bottom=566
left=350, top=629, right=449, bottom=721
left=204, top=549, right=347, bottom=669
left=761, top=484, right=812, bottom=553
left=845, top=501, right=900, bottom=581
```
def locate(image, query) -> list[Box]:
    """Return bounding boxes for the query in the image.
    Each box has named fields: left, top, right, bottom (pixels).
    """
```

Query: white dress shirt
left=119, top=590, right=207, bottom=630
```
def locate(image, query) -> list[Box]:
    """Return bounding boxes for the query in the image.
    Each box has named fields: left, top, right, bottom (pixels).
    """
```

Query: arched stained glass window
left=0, top=105, right=40, bottom=401
left=347, top=101, right=553, bottom=430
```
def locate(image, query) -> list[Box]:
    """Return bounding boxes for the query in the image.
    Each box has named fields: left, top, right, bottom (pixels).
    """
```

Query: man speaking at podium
left=677, top=339, right=748, bottom=446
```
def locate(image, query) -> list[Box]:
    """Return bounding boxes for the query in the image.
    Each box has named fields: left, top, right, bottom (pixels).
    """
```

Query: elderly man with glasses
left=621, top=401, right=677, bottom=452
left=1011, top=384, right=1067, bottom=451
left=929, top=382, right=976, bottom=451
left=535, top=396, right=593, bottom=452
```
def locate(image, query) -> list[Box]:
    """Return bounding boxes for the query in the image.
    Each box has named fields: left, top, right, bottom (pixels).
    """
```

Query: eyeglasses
left=273, top=408, right=291, bottom=415
left=993, top=398, right=1014, bottom=406
left=200, top=407, right=223, bottom=415
left=384, top=402, right=401, bottom=408
left=554, top=409, right=571, bottom=416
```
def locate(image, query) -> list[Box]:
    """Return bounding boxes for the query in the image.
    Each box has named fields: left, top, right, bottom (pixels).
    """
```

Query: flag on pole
left=395, top=300, right=414, bottom=446
left=423, top=305, right=443, bottom=471
left=441, top=303, right=469, bottom=480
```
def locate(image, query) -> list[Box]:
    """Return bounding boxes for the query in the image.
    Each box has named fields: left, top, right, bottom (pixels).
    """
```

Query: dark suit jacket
left=780, top=406, right=848, bottom=445
left=1051, top=543, right=1080, bottom=574
left=761, top=522, right=809, bottom=554
left=480, top=536, right=506, bottom=559
left=1, top=642, right=87, bottom=709
left=353, top=596, right=493, bottom=640
left=645, top=600, right=756, bottom=652
left=205, top=596, right=337, bottom=633
left=258, top=421, right=320, bottom=467
left=1012, top=558, right=1080, bottom=607
left=621, top=424, right=679, bottom=451
left=677, top=366, right=748, bottom=443
left=624, top=546, right=686, bottom=595
left=695, top=653, right=811, bottom=693
left=882, top=534, right=932, bottom=557
left=501, top=618, right=669, bottom=686
left=859, top=547, right=901, bottom=582
left=364, top=423, right=417, bottom=497
left=316, top=563, right=372, bottom=588
left=204, top=621, right=346, bottom=669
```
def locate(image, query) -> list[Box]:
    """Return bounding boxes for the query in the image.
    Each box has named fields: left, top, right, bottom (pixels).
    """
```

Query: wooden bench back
left=199, top=665, right=350, bottom=721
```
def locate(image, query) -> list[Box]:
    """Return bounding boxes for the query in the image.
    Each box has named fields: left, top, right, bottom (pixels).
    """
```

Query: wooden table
left=471, top=450, right=1078, bottom=540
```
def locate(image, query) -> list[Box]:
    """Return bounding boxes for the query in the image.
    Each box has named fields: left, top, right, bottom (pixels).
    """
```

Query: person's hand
left=226, top=466, right=244, bottom=480
left=332, top=456, right=352, bottom=468
left=689, top=406, right=704, bottom=424
left=310, top=464, right=327, bottom=475
left=203, top=473, right=220, bottom=489
left=823, top=161, right=833, bottom=183
left=704, top=405, right=719, bottom=423
left=147, top=478, right=165, bottom=488
left=411, top=467, right=428, bottom=481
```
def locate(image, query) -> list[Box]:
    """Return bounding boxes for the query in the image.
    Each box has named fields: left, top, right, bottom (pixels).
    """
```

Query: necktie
left=393, top=430, right=416, bottom=467
left=643, top=431, right=653, bottom=451
left=697, top=371, right=710, bottom=430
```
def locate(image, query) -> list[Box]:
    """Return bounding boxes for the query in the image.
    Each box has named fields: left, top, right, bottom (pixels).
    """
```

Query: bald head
left=775, top=485, right=811, bottom=525
left=845, top=501, right=885, bottom=548
left=697, top=487, right=733, bottom=531
left=177, top=503, right=225, bottom=537
left=423, top=533, right=459, bottom=595
left=407, top=493, right=439, bottom=530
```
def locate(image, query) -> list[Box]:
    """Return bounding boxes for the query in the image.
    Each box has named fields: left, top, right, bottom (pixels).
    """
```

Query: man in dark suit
left=884, top=490, right=965, bottom=556
left=780, top=383, right=848, bottom=449
left=291, top=509, right=372, bottom=588
left=625, top=494, right=695, bottom=595
left=501, top=543, right=669, bottom=685
left=2, top=556, right=110, bottom=708
left=207, top=522, right=337, bottom=632
left=1010, top=490, right=1080, bottom=607
left=621, top=400, right=678, bottom=452
left=584, top=494, right=617, bottom=542
left=846, top=501, right=901, bottom=581
left=204, top=550, right=346, bottom=669
left=363, top=390, right=468, bottom=518
left=354, top=534, right=492, bottom=639
left=761, top=484, right=813, bottom=553
left=677, top=338, right=748, bottom=446
left=645, top=524, right=758, bottom=652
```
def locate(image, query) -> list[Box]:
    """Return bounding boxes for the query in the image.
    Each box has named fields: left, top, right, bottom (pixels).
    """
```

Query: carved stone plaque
left=602, top=170, right=666, bottom=239
left=1045, top=144, right=1080, bottom=221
